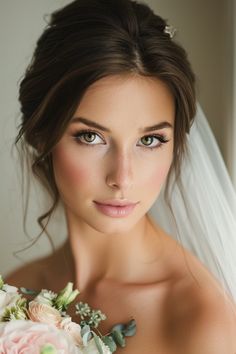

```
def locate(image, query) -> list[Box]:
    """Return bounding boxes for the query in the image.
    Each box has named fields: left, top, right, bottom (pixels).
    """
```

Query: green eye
left=141, top=136, right=154, bottom=146
left=73, top=130, right=104, bottom=145
left=139, top=134, right=169, bottom=149
left=83, top=132, right=96, bottom=142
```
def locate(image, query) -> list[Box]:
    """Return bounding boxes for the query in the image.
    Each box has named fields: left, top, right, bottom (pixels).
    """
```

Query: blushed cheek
left=149, top=164, right=171, bottom=189
left=53, top=148, right=89, bottom=188
left=65, top=162, right=88, bottom=186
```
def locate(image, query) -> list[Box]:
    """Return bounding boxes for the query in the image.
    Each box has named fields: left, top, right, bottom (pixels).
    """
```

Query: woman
left=5, top=0, right=236, bottom=352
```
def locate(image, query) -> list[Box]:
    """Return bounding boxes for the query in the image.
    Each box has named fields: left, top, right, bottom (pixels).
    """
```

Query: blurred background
left=0, top=0, right=235, bottom=277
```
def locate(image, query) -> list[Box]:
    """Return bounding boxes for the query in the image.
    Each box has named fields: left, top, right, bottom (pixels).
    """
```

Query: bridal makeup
left=52, top=74, right=174, bottom=233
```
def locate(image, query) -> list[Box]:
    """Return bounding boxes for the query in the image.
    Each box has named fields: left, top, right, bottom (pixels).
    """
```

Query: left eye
left=138, top=135, right=168, bottom=148
left=73, top=131, right=104, bottom=145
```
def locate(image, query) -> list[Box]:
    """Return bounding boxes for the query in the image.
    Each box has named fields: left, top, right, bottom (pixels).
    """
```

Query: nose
left=105, top=150, right=134, bottom=192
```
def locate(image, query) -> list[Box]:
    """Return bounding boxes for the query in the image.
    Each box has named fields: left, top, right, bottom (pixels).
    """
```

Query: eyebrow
left=71, top=116, right=173, bottom=133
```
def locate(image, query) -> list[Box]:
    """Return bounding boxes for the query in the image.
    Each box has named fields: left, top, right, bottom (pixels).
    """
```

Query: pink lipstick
left=93, top=200, right=139, bottom=218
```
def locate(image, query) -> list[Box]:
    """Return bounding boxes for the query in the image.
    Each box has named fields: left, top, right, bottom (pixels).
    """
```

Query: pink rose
left=59, top=317, right=83, bottom=346
left=0, top=320, right=82, bottom=353
left=27, top=300, right=62, bottom=326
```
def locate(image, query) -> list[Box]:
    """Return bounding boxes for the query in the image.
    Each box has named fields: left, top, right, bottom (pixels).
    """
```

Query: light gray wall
left=0, top=0, right=71, bottom=277
left=0, top=0, right=235, bottom=277
left=233, top=0, right=236, bottom=186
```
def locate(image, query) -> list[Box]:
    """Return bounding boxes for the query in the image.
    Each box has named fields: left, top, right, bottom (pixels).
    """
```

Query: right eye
left=72, top=130, right=105, bottom=146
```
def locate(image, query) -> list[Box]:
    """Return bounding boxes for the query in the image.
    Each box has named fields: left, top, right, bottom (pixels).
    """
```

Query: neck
left=62, top=210, right=165, bottom=292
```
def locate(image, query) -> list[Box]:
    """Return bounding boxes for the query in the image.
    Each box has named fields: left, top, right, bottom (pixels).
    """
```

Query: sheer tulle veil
left=148, top=103, right=236, bottom=300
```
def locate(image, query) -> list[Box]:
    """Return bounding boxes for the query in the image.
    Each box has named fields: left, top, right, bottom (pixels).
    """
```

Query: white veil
left=148, top=104, right=236, bottom=300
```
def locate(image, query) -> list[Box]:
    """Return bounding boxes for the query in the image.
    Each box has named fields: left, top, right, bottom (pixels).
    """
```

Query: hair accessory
left=164, top=25, right=177, bottom=39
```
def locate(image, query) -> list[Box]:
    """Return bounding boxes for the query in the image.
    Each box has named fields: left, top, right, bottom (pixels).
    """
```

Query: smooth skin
left=6, top=74, right=236, bottom=353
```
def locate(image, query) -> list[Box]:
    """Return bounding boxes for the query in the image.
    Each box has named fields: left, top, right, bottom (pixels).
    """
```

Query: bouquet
left=0, top=275, right=136, bottom=353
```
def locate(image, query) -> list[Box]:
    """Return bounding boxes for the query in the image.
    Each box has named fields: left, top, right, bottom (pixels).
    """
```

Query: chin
left=95, top=221, right=136, bottom=235
left=86, top=214, right=141, bottom=236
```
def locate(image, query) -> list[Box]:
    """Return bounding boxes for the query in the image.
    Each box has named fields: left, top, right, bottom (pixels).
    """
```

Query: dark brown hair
left=15, top=0, right=196, bottom=247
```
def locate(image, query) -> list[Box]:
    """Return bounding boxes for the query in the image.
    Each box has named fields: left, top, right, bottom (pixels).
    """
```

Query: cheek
left=150, top=167, right=169, bottom=187
left=148, top=156, right=173, bottom=188
left=52, top=146, right=90, bottom=188
left=65, top=163, right=88, bottom=186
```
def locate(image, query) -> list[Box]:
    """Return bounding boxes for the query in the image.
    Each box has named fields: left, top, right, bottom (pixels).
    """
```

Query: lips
left=93, top=200, right=139, bottom=218
left=94, top=199, right=138, bottom=207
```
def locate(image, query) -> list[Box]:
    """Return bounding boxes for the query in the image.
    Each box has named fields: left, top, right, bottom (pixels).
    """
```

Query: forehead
left=74, top=74, right=175, bottom=128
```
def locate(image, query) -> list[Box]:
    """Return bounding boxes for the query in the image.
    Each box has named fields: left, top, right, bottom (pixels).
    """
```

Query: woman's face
left=52, top=75, right=175, bottom=234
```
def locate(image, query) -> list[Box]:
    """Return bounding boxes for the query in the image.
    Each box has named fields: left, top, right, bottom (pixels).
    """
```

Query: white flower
left=0, top=284, right=21, bottom=317
left=59, top=317, right=83, bottom=346
left=35, top=289, right=57, bottom=306
left=84, top=337, right=112, bottom=354
left=2, top=284, right=18, bottom=293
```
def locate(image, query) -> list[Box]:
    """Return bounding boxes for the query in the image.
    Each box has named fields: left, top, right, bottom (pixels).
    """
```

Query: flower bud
left=0, top=275, right=4, bottom=289
left=54, top=283, right=79, bottom=311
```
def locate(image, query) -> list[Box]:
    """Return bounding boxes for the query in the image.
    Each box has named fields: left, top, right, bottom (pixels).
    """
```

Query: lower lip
left=94, top=202, right=138, bottom=218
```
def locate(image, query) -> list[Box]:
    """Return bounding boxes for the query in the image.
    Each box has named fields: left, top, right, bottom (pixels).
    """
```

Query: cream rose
left=27, top=300, right=62, bottom=326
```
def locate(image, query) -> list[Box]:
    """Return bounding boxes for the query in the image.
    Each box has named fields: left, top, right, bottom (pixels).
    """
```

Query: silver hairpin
left=164, top=25, right=177, bottom=39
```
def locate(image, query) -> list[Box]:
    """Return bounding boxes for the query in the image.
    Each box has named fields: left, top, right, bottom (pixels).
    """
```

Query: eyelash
left=72, top=129, right=170, bottom=150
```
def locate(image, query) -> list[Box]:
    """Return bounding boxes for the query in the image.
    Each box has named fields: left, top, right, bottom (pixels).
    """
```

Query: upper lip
left=94, top=199, right=139, bottom=206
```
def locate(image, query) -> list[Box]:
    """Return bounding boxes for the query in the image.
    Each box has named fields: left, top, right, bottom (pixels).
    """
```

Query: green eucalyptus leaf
left=82, top=329, right=92, bottom=346
left=110, top=323, right=125, bottom=333
left=123, top=319, right=137, bottom=337
left=102, top=335, right=117, bottom=353
left=111, top=329, right=126, bottom=347
left=93, top=334, right=104, bottom=354
left=81, top=324, right=91, bottom=337
left=20, top=287, right=39, bottom=296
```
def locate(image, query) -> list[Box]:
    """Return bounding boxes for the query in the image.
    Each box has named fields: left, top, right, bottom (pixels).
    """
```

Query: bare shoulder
left=180, top=286, right=236, bottom=354
left=4, top=242, right=72, bottom=292
left=164, top=254, right=236, bottom=354
left=4, top=254, right=54, bottom=291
